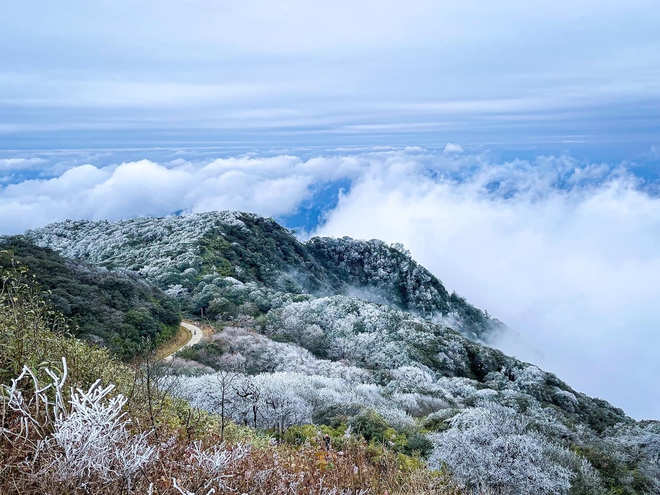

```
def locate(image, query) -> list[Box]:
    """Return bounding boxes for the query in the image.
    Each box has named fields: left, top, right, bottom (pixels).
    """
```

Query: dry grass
left=198, top=321, right=216, bottom=339
left=0, top=377, right=461, bottom=495
left=155, top=324, right=193, bottom=360
left=1, top=254, right=461, bottom=494
left=0, top=431, right=460, bottom=495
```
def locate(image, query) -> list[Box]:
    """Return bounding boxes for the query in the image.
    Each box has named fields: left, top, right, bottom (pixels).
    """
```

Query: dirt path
left=163, top=321, right=203, bottom=362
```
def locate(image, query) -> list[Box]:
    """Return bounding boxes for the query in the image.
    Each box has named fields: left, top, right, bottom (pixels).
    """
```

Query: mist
left=316, top=150, right=660, bottom=420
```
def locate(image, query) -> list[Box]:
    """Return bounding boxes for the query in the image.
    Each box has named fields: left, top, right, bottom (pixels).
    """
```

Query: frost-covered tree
left=24, top=211, right=503, bottom=339
left=428, top=403, right=573, bottom=495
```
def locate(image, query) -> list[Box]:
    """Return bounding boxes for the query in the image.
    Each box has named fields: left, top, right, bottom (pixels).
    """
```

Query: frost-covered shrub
left=390, top=392, right=449, bottom=417
left=4, top=359, right=155, bottom=490
left=190, top=441, right=250, bottom=481
left=48, top=383, right=155, bottom=486
left=3, top=362, right=449, bottom=495
left=374, top=405, right=416, bottom=432
left=428, top=403, right=573, bottom=495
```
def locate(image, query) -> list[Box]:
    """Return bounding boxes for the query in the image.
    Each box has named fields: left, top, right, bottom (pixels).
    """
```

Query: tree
left=253, top=373, right=312, bottom=435
left=214, top=370, right=241, bottom=442
left=233, top=377, right=261, bottom=428
left=209, top=352, right=246, bottom=441
left=428, top=403, right=573, bottom=495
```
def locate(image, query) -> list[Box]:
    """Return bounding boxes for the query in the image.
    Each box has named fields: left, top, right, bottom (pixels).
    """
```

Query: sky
left=1, top=0, right=660, bottom=149
left=1, top=1, right=660, bottom=419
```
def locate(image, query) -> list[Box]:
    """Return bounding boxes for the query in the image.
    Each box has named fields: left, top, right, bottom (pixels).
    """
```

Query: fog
left=317, top=150, right=660, bottom=419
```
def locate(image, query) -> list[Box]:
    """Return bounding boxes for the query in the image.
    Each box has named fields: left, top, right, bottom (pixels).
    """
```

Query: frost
left=27, top=211, right=502, bottom=339
left=428, top=403, right=573, bottom=494
left=4, top=359, right=155, bottom=489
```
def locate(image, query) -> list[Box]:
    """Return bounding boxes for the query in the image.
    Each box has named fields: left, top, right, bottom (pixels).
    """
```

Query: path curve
left=163, top=321, right=203, bottom=362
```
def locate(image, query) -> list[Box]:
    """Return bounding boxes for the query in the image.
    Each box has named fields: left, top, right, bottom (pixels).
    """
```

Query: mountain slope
left=0, top=236, right=181, bottom=358
left=25, top=211, right=501, bottom=339
left=15, top=211, right=660, bottom=493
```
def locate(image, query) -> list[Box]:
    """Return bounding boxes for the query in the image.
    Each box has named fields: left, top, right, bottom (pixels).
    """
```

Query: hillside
left=2, top=253, right=450, bottom=495
left=25, top=211, right=502, bottom=340
left=0, top=236, right=181, bottom=358
left=13, top=211, right=660, bottom=494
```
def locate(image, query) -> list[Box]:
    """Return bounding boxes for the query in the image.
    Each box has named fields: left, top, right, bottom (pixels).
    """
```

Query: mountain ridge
left=0, top=236, right=181, bottom=357
left=24, top=211, right=502, bottom=340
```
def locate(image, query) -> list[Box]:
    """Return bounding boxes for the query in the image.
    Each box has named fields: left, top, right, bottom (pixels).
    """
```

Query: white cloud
left=1, top=149, right=660, bottom=419
left=645, top=145, right=660, bottom=159
left=0, top=155, right=365, bottom=234
left=0, top=157, right=46, bottom=171
left=443, top=143, right=464, bottom=154
left=315, top=153, right=660, bottom=420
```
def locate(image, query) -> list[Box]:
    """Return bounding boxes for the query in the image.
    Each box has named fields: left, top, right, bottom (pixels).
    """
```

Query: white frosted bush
left=428, top=403, right=573, bottom=495
left=5, top=359, right=155, bottom=489
left=48, top=381, right=155, bottom=485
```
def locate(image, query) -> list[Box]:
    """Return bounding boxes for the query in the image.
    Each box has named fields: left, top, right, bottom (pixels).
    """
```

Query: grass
left=155, top=324, right=193, bottom=360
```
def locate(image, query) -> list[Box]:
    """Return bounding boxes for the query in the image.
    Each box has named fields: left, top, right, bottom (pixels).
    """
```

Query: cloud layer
left=0, top=154, right=365, bottom=234
left=2, top=149, right=660, bottom=419
left=316, top=152, right=660, bottom=420
left=1, top=1, right=659, bottom=145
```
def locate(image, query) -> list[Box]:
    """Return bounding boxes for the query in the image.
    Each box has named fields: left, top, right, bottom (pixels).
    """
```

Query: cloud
left=315, top=153, right=660, bottom=420
left=1, top=149, right=660, bottom=419
left=0, top=157, right=46, bottom=171
left=1, top=1, right=660, bottom=145
left=0, top=155, right=365, bottom=234
left=443, top=143, right=464, bottom=154
left=644, top=145, right=660, bottom=159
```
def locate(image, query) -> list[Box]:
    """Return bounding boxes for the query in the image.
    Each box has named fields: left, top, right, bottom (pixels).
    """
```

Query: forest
left=0, top=236, right=181, bottom=357
left=1, top=211, right=658, bottom=494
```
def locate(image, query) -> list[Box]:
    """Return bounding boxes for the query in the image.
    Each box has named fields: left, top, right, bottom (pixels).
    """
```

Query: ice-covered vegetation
left=171, top=285, right=660, bottom=493
left=25, top=211, right=502, bottom=339
left=7, top=212, right=660, bottom=494
left=3, top=355, right=441, bottom=495
left=0, top=252, right=461, bottom=494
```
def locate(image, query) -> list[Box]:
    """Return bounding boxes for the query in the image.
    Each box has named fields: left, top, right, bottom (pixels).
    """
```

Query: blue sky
left=2, top=1, right=660, bottom=419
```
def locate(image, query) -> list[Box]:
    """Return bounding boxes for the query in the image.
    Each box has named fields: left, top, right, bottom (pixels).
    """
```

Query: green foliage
left=0, top=237, right=181, bottom=358
left=26, top=212, right=503, bottom=340
left=13, top=212, right=657, bottom=492
left=0, top=250, right=131, bottom=391
left=403, top=433, right=434, bottom=458
left=570, top=445, right=651, bottom=495
left=280, top=424, right=322, bottom=445
left=348, top=410, right=391, bottom=443
left=421, top=414, right=453, bottom=432
left=207, top=296, right=238, bottom=319
left=177, top=341, right=227, bottom=369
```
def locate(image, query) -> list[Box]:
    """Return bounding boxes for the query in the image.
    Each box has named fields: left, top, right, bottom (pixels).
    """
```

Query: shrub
left=348, top=409, right=391, bottom=443
left=404, top=433, right=434, bottom=458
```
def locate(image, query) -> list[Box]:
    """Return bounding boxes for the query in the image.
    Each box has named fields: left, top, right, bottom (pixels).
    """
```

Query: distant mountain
left=25, top=211, right=503, bottom=340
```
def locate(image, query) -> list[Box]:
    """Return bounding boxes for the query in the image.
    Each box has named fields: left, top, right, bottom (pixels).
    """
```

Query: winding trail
left=163, top=321, right=203, bottom=362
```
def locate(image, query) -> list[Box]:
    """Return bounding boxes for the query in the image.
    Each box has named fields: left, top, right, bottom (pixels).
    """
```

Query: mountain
left=25, top=211, right=502, bottom=340
left=19, top=211, right=660, bottom=493
left=0, top=236, right=180, bottom=358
